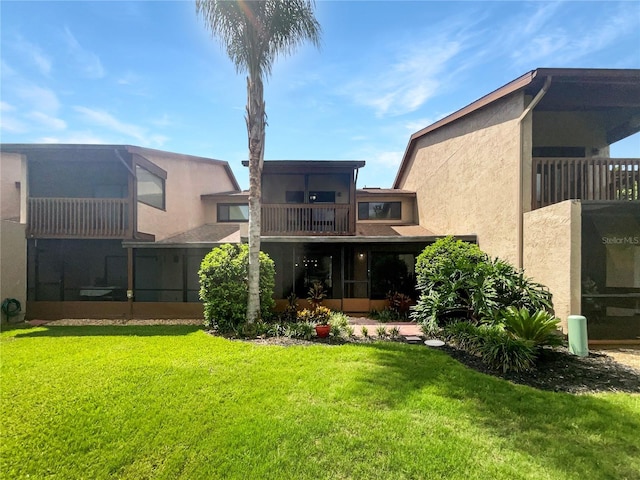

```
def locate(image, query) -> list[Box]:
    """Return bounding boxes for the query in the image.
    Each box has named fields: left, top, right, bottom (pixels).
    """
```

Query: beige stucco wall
left=398, top=92, right=526, bottom=264
left=1, top=152, right=23, bottom=220
left=136, top=153, right=237, bottom=241
left=523, top=200, right=581, bottom=332
left=0, top=220, right=27, bottom=319
left=355, top=193, right=416, bottom=224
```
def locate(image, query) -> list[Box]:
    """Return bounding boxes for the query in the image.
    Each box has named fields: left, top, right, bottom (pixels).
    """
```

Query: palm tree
left=196, top=0, right=321, bottom=323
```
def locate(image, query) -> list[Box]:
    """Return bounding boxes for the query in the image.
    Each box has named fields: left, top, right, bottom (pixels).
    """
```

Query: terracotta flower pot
left=315, top=324, right=331, bottom=338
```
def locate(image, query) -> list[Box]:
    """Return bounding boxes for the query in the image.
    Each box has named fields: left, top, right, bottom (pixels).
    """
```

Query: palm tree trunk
left=246, top=74, right=266, bottom=323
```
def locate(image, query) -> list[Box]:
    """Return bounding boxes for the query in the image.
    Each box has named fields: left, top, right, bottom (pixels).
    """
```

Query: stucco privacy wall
left=137, top=152, right=238, bottom=241
left=523, top=200, right=581, bottom=332
left=1, top=152, right=23, bottom=220
left=0, top=220, right=27, bottom=317
left=398, top=92, right=526, bottom=264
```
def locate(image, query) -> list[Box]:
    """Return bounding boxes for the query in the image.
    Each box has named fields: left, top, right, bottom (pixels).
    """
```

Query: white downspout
left=517, top=75, right=552, bottom=268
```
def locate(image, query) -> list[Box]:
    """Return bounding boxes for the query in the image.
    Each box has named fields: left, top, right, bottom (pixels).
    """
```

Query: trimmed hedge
left=199, top=243, right=275, bottom=332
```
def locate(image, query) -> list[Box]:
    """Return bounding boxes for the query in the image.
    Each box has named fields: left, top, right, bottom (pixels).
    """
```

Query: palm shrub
left=442, top=321, right=483, bottom=352
left=444, top=322, right=536, bottom=372
left=475, top=326, right=537, bottom=373
left=199, top=243, right=275, bottom=332
left=499, top=307, right=563, bottom=348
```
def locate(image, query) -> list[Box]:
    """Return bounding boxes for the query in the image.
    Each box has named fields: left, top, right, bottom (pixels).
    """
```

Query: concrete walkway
left=347, top=316, right=423, bottom=337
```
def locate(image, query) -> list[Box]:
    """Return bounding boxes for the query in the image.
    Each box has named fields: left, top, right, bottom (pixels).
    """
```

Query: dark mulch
left=439, top=344, right=640, bottom=394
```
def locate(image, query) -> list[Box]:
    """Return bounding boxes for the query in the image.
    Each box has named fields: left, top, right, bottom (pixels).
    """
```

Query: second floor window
left=358, top=202, right=401, bottom=220
left=136, top=165, right=165, bottom=210
left=218, top=203, right=249, bottom=222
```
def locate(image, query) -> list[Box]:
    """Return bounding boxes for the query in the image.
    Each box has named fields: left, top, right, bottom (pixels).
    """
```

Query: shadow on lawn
left=348, top=342, right=640, bottom=479
left=9, top=324, right=203, bottom=338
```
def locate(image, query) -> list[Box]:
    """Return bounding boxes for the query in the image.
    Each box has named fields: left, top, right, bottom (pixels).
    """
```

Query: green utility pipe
left=567, top=315, right=589, bottom=357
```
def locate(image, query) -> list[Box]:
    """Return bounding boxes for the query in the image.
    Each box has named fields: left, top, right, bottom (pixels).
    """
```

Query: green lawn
left=1, top=326, right=639, bottom=479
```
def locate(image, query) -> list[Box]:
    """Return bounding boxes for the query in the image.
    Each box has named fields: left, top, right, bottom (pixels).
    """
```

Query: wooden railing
left=532, top=157, right=640, bottom=210
left=262, top=204, right=353, bottom=235
left=28, top=197, right=130, bottom=238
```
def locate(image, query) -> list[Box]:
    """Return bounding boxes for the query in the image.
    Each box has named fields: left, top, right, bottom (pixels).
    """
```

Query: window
left=358, top=202, right=401, bottom=220
left=136, top=165, right=165, bottom=209
left=218, top=203, right=249, bottom=222
left=286, top=191, right=304, bottom=203
left=309, top=191, right=335, bottom=203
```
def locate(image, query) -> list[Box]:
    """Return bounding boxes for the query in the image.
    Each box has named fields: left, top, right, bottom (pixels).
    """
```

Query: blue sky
left=1, top=1, right=639, bottom=189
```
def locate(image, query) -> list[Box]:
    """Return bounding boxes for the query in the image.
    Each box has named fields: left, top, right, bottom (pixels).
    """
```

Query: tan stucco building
left=394, top=68, right=640, bottom=340
left=2, top=68, right=638, bottom=340
left=1, top=146, right=455, bottom=321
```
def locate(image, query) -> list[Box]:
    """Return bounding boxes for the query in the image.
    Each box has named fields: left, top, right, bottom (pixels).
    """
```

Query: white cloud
left=507, top=2, right=640, bottom=66
left=0, top=116, right=28, bottom=134
left=151, top=113, right=173, bottom=128
left=372, top=150, right=403, bottom=169
left=74, top=106, right=167, bottom=147
left=38, top=132, right=107, bottom=144
left=0, top=101, right=16, bottom=112
left=15, top=84, right=60, bottom=113
left=64, top=26, right=105, bottom=79
left=27, top=111, right=67, bottom=130
left=16, top=36, right=52, bottom=75
left=341, top=39, right=462, bottom=118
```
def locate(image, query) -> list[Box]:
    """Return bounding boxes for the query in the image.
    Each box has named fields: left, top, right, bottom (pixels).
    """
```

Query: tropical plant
left=442, top=321, right=483, bottom=352
left=387, top=291, right=412, bottom=318
left=329, top=323, right=343, bottom=339
left=376, top=325, right=388, bottom=338
left=307, top=281, right=327, bottom=310
left=443, top=322, right=536, bottom=373
left=312, top=305, right=331, bottom=325
left=475, top=326, right=536, bottom=373
left=281, top=292, right=299, bottom=323
left=499, top=307, right=563, bottom=348
left=388, top=326, right=401, bottom=340
left=361, top=325, right=369, bottom=338
left=329, top=310, right=350, bottom=328
left=199, top=243, right=275, bottom=333
left=344, top=325, right=356, bottom=338
left=412, top=236, right=553, bottom=326
left=196, top=0, right=321, bottom=323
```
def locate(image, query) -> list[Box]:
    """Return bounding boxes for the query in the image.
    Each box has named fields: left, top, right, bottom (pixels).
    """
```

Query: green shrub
left=499, top=307, right=563, bottom=348
left=412, top=236, right=552, bottom=326
left=285, top=322, right=314, bottom=340
left=199, top=243, right=275, bottom=332
left=475, top=326, right=536, bottom=373
left=444, top=322, right=536, bottom=373
left=361, top=325, right=369, bottom=338
left=344, top=325, right=356, bottom=338
left=442, top=322, right=483, bottom=352
left=297, top=322, right=315, bottom=340
left=329, top=311, right=350, bottom=328
left=329, top=323, right=343, bottom=339
left=388, top=326, right=401, bottom=340
left=376, top=325, right=388, bottom=338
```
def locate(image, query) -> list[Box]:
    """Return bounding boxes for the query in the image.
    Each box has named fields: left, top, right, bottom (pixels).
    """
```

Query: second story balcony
left=262, top=203, right=353, bottom=236
left=28, top=197, right=131, bottom=238
left=532, top=157, right=640, bottom=210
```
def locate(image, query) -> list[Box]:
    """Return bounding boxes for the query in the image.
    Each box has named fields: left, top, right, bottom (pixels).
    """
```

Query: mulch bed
left=439, top=344, right=640, bottom=394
